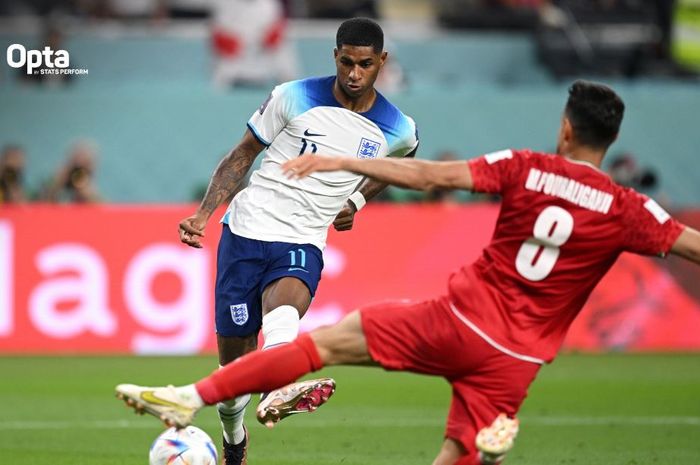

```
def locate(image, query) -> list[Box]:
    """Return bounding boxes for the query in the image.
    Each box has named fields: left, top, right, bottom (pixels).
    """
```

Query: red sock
left=195, top=333, right=324, bottom=405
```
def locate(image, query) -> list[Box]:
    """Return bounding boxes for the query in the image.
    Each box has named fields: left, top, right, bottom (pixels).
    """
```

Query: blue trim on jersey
left=284, top=76, right=417, bottom=153
left=247, top=121, right=271, bottom=147
left=360, top=91, right=416, bottom=151
left=220, top=210, right=231, bottom=224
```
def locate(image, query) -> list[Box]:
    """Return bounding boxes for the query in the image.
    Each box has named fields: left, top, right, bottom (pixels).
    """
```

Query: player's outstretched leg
left=115, top=383, right=204, bottom=428
left=474, top=413, right=519, bottom=464
left=115, top=334, right=325, bottom=427
left=115, top=313, right=369, bottom=430
left=256, top=377, right=336, bottom=428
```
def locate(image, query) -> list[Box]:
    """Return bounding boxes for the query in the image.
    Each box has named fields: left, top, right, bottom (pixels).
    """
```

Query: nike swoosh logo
left=141, top=391, right=187, bottom=410
left=304, top=129, right=326, bottom=137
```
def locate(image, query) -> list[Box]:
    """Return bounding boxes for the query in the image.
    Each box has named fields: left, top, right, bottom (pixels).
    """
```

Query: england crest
left=230, top=303, right=249, bottom=326
left=357, top=138, right=381, bottom=159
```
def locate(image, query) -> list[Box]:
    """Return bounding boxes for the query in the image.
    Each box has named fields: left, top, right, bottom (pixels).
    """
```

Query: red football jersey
left=448, top=149, right=684, bottom=363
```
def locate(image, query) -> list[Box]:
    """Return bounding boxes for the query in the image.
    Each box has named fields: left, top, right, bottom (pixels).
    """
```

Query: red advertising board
left=1, top=204, right=699, bottom=355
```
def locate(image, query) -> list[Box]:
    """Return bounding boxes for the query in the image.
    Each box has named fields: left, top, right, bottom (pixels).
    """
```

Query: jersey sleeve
left=621, top=191, right=684, bottom=256
left=387, top=116, right=419, bottom=158
left=467, top=149, right=524, bottom=194
left=247, top=83, right=293, bottom=146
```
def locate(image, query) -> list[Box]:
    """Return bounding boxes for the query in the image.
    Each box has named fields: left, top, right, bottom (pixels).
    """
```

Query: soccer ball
left=149, top=426, right=218, bottom=465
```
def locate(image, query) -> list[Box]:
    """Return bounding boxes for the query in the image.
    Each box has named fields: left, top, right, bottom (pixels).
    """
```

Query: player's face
left=334, top=45, right=387, bottom=99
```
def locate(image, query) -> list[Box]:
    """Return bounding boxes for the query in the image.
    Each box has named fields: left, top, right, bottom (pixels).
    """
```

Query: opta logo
left=6, top=43, right=69, bottom=74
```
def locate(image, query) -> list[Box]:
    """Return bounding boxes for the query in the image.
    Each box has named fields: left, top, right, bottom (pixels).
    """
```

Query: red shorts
left=360, top=296, right=541, bottom=462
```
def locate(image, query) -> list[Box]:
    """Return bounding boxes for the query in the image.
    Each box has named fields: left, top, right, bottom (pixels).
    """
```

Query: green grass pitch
left=1, top=354, right=699, bottom=464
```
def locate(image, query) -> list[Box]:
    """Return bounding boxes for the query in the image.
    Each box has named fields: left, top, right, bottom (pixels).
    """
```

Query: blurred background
left=1, top=0, right=699, bottom=355
left=2, top=4, right=700, bottom=465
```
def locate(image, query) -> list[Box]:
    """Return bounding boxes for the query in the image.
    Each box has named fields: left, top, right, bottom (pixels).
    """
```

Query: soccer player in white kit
left=176, top=18, right=418, bottom=465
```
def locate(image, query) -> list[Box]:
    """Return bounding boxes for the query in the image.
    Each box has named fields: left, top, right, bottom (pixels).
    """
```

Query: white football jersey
left=223, top=76, right=419, bottom=249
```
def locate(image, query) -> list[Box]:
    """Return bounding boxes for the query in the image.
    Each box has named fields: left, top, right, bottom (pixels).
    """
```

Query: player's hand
left=333, top=202, right=357, bottom=232
left=178, top=214, right=207, bottom=248
left=282, top=154, right=344, bottom=179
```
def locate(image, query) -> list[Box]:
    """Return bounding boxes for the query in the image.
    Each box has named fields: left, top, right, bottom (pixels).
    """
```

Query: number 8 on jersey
left=516, top=206, right=574, bottom=281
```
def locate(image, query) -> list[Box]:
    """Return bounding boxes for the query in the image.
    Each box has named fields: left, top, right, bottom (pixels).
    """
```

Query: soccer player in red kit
left=116, top=81, right=700, bottom=465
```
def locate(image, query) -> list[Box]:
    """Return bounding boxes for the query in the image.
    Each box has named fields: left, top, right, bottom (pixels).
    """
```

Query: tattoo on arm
left=198, top=143, right=260, bottom=218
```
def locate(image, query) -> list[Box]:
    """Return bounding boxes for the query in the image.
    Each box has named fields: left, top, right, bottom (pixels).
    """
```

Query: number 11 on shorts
left=289, top=249, right=306, bottom=268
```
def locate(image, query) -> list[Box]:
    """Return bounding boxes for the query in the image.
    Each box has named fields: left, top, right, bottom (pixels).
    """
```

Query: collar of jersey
left=562, top=156, right=607, bottom=175
left=318, top=75, right=387, bottom=119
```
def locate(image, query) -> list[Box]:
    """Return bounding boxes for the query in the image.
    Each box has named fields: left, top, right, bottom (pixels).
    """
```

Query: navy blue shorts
left=215, top=226, right=324, bottom=337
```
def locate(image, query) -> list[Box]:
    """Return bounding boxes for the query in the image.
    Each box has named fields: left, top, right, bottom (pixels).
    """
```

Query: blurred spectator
left=607, top=153, right=658, bottom=192
left=651, top=0, right=676, bottom=61
left=0, top=145, right=28, bottom=204
left=436, top=0, right=543, bottom=29
left=210, top=0, right=298, bottom=88
left=0, top=0, right=74, bottom=16
left=606, top=152, right=673, bottom=207
left=105, top=0, right=168, bottom=20
left=304, top=0, right=378, bottom=18
left=43, top=140, right=102, bottom=203
left=167, top=0, right=211, bottom=18
left=535, top=0, right=690, bottom=77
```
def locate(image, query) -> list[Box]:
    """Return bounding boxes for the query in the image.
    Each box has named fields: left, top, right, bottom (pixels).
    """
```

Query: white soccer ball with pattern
left=149, top=426, right=218, bottom=465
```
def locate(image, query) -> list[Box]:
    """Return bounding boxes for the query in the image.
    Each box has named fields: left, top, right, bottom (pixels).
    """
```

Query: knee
left=309, top=325, right=338, bottom=365
left=261, top=305, right=300, bottom=348
left=310, top=311, right=370, bottom=366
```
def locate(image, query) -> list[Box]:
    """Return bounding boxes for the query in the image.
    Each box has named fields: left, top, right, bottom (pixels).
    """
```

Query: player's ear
left=379, top=51, right=388, bottom=67
left=333, top=48, right=339, bottom=60
left=562, top=117, right=574, bottom=142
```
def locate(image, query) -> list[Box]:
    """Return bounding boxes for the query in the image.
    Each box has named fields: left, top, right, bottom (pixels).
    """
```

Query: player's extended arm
left=670, top=226, right=700, bottom=265
left=332, top=148, right=418, bottom=231
left=284, top=153, right=472, bottom=192
left=179, top=129, right=264, bottom=248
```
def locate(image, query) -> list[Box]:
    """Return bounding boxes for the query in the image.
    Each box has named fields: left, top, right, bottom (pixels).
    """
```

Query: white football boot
left=475, top=413, right=519, bottom=464
left=256, top=378, right=336, bottom=428
left=115, top=383, right=201, bottom=428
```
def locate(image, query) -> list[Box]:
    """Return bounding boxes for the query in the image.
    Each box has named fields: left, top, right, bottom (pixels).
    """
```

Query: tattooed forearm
left=197, top=144, right=259, bottom=218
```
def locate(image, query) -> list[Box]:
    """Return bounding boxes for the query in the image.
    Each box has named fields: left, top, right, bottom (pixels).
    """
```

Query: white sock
left=217, top=393, right=251, bottom=445
left=176, top=384, right=205, bottom=409
left=261, top=305, right=300, bottom=350
left=260, top=305, right=300, bottom=400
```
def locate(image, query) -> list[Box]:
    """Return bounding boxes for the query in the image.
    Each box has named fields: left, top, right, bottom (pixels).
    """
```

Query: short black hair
left=565, top=80, right=625, bottom=150
left=336, top=18, right=384, bottom=53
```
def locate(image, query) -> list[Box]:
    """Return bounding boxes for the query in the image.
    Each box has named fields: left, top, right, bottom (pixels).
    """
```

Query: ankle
left=176, top=384, right=205, bottom=409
